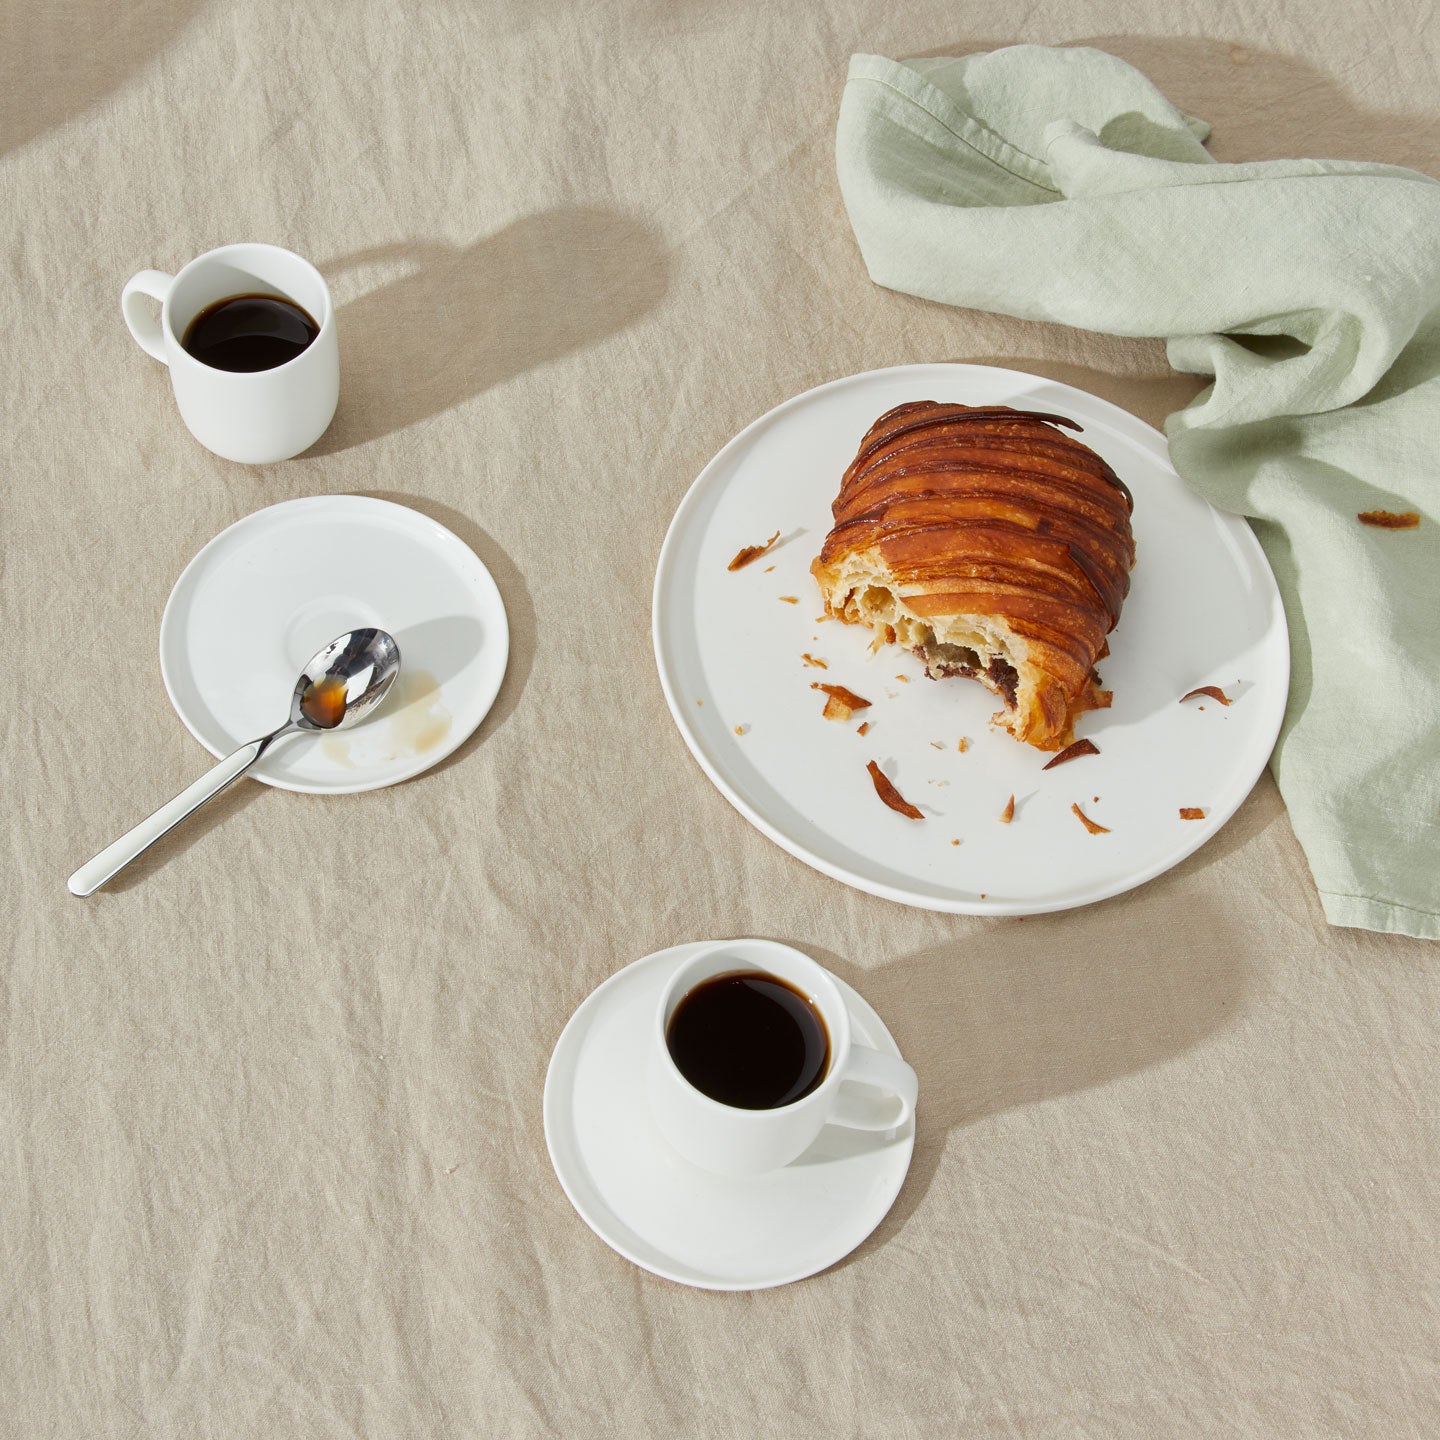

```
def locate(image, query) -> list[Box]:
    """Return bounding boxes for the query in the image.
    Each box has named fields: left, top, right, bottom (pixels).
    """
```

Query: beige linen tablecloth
left=3, top=2, right=1437, bottom=1436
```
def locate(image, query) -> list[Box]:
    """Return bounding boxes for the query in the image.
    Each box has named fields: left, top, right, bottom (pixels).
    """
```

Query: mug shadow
left=778, top=884, right=1252, bottom=1273
left=378, top=615, right=487, bottom=692
left=352, top=490, right=535, bottom=768
left=311, top=207, right=670, bottom=454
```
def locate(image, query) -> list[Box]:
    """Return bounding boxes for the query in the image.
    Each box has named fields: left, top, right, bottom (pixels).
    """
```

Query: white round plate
left=160, top=495, right=509, bottom=793
left=543, top=942, right=915, bottom=1291
left=653, top=364, right=1289, bottom=915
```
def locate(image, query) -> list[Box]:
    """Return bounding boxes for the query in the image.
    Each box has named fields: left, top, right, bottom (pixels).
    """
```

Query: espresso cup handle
left=121, top=269, right=174, bottom=363
left=829, top=1044, right=918, bottom=1133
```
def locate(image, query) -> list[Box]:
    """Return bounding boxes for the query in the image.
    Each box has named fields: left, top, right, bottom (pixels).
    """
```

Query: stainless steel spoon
left=68, top=628, right=401, bottom=897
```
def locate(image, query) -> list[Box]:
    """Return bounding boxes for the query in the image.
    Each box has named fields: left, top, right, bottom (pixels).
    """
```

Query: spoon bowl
left=294, top=628, right=402, bottom=731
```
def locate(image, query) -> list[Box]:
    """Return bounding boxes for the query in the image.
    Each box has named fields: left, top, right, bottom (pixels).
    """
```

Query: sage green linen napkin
left=836, top=45, right=1440, bottom=939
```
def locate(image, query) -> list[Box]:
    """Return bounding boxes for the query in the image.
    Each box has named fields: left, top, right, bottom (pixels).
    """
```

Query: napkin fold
left=836, top=46, right=1440, bottom=939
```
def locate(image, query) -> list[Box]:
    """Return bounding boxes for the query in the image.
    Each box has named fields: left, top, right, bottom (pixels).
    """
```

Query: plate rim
left=542, top=941, right=915, bottom=1292
left=158, top=493, right=510, bottom=795
left=651, top=362, right=1290, bottom=915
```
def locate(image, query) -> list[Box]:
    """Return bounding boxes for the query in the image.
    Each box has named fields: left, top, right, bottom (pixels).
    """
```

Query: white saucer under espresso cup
left=647, top=940, right=918, bottom=1177
left=121, top=242, right=338, bottom=464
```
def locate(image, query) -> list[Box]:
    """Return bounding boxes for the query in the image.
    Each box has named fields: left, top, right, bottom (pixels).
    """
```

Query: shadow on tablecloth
left=786, top=782, right=1283, bottom=1270
left=310, top=208, right=670, bottom=455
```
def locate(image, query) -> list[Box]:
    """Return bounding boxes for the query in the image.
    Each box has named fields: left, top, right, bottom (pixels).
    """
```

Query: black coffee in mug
left=665, top=970, right=830, bottom=1110
left=181, top=293, right=319, bottom=373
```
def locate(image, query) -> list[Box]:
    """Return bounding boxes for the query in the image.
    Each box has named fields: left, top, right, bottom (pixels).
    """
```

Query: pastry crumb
left=763, top=564, right=775, bottom=573
left=867, top=760, right=923, bottom=820
left=1043, top=738, right=1100, bottom=770
left=957, top=737, right=970, bottom=753
left=800, top=653, right=828, bottom=669
left=1071, top=802, right=1110, bottom=835
left=1181, top=685, right=1232, bottom=706
left=856, top=721, right=870, bottom=736
left=1179, top=806, right=1205, bottom=820
left=951, top=839, right=960, bottom=846
left=734, top=724, right=748, bottom=736
left=812, top=682, right=870, bottom=707
left=814, top=682, right=871, bottom=723
left=895, top=674, right=910, bottom=683
left=929, top=741, right=944, bottom=750
left=1358, top=509, right=1419, bottom=529
left=779, top=595, right=799, bottom=604
left=999, top=794, right=1015, bottom=824
left=727, top=531, right=780, bottom=570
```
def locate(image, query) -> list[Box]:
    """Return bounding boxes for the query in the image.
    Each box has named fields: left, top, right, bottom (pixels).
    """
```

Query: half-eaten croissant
left=811, top=400, right=1135, bottom=751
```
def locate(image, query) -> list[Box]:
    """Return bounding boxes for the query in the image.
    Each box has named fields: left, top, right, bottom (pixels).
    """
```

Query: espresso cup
left=121, top=243, right=339, bottom=464
left=648, top=939, right=918, bottom=1177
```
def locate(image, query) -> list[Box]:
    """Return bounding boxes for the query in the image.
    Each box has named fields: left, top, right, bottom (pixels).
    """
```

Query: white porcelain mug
left=121, top=243, right=338, bottom=463
left=648, top=939, right=918, bottom=1177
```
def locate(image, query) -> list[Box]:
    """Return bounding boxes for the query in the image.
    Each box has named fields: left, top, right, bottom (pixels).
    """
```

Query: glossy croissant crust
left=811, top=401, right=1136, bottom=750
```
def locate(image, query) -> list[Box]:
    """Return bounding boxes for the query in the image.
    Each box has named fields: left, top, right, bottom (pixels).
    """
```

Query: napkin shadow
left=787, top=892, right=1250, bottom=1270
left=958, top=355, right=1207, bottom=433
left=1074, top=36, right=1440, bottom=175
left=93, top=774, right=268, bottom=895
left=905, top=37, right=1438, bottom=177
left=352, top=490, right=534, bottom=759
left=311, top=208, right=670, bottom=454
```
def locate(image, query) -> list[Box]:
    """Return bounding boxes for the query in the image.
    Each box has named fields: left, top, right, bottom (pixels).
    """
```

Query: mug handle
left=829, top=1045, right=918, bottom=1133
left=121, top=269, right=174, bottom=363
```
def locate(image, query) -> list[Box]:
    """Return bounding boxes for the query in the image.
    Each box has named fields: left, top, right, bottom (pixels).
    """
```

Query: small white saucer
left=543, top=941, right=916, bottom=1291
left=158, top=495, right=509, bottom=794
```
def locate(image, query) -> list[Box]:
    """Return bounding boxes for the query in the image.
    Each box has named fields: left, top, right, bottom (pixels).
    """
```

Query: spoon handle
left=67, top=735, right=274, bottom=897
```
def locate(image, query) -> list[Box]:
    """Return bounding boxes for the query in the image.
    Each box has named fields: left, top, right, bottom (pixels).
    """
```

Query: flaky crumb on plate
left=727, top=531, right=780, bottom=570
left=866, top=761, right=923, bottom=819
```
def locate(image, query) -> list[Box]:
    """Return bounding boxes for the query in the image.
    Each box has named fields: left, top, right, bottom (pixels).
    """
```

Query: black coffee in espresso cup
left=181, top=293, right=320, bottom=373
left=664, top=970, right=830, bottom=1110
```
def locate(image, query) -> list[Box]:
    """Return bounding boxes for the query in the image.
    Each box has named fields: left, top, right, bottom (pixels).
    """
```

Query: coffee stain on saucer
left=321, top=669, right=451, bottom=768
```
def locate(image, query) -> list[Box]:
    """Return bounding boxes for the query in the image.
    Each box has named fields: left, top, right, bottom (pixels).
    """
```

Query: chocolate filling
left=911, top=641, right=1021, bottom=710
left=987, top=657, right=1020, bottom=709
